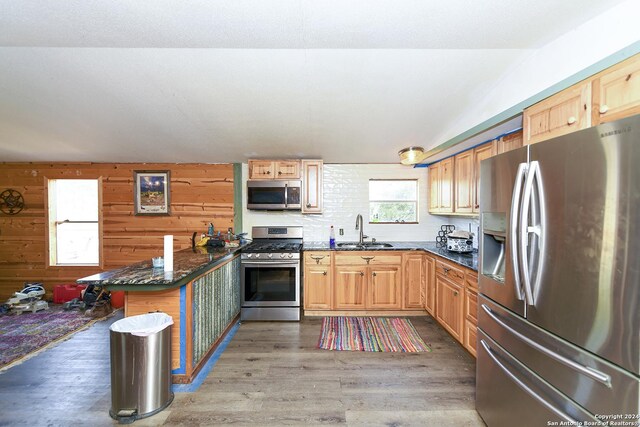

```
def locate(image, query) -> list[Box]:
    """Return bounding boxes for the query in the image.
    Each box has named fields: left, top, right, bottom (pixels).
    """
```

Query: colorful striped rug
left=317, top=317, right=431, bottom=352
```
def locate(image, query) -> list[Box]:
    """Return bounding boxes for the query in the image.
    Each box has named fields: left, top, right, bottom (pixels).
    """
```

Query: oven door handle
left=242, top=261, right=300, bottom=267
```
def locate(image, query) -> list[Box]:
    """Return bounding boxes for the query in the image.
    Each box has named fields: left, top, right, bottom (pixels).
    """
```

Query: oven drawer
left=334, top=252, right=401, bottom=266
left=304, top=252, right=332, bottom=266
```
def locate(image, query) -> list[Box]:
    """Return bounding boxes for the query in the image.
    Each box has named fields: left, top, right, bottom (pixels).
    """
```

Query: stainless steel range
left=240, top=226, right=302, bottom=321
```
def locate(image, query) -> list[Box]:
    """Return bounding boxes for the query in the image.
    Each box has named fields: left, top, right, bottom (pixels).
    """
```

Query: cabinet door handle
left=360, top=271, right=365, bottom=276
left=372, top=272, right=377, bottom=277
left=567, top=116, right=576, bottom=125
left=453, top=290, right=459, bottom=296
left=278, top=171, right=282, bottom=175
left=443, top=267, right=450, bottom=275
left=361, top=256, right=375, bottom=264
left=310, top=256, right=325, bottom=264
left=267, top=170, right=271, bottom=174
left=599, top=104, right=609, bottom=114
left=322, top=271, right=327, bottom=276
left=306, top=203, right=311, bottom=208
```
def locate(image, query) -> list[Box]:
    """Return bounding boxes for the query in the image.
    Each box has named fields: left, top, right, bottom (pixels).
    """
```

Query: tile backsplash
left=242, top=163, right=448, bottom=242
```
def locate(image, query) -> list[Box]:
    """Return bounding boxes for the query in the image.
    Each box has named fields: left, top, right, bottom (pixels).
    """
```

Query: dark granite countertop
left=303, top=241, right=478, bottom=271
left=77, top=244, right=249, bottom=291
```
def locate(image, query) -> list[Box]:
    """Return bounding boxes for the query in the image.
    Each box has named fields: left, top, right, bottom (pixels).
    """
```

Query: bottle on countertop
left=329, top=225, right=336, bottom=249
left=208, top=223, right=214, bottom=237
left=227, top=227, right=233, bottom=242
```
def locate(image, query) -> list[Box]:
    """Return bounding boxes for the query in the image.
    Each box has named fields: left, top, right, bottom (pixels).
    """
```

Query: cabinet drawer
left=334, top=252, right=401, bottom=266
left=465, top=270, right=478, bottom=290
left=435, top=260, right=465, bottom=285
left=304, top=252, right=332, bottom=266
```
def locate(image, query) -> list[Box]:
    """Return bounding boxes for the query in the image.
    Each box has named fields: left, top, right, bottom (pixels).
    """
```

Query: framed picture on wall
left=133, top=170, right=171, bottom=215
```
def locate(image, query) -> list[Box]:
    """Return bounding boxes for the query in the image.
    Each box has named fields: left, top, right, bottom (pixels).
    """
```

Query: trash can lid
left=110, top=312, right=174, bottom=336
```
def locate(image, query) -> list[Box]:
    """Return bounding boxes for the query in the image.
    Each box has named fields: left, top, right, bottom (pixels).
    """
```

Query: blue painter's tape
left=171, top=285, right=187, bottom=375
left=172, top=321, right=241, bottom=393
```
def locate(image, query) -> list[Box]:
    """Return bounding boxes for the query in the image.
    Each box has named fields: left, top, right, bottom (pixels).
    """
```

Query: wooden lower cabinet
left=464, top=287, right=478, bottom=356
left=403, top=253, right=424, bottom=309
left=333, top=265, right=401, bottom=310
left=464, top=321, right=478, bottom=358
left=303, top=266, right=332, bottom=310
left=334, top=266, right=366, bottom=309
left=425, top=256, right=436, bottom=315
left=436, top=275, right=464, bottom=342
left=368, top=266, right=402, bottom=309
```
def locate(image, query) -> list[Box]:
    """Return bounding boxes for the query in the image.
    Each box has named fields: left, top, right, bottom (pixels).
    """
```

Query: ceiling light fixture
left=398, top=146, right=426, bottom=165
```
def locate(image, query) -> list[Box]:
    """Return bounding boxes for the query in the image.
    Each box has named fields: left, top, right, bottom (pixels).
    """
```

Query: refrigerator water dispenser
left=481, top=212, right=506, bottom=283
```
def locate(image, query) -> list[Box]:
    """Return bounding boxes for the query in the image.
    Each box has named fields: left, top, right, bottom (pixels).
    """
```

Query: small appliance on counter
left=446, top=230, right=474, bottom=253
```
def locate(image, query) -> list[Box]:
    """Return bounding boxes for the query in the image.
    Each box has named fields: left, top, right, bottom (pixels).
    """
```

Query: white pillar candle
left=164, top=235, right=173, bottom=272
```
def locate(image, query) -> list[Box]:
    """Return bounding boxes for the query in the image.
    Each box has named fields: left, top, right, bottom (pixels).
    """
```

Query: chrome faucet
left=355, top=214, right=368, bottom=245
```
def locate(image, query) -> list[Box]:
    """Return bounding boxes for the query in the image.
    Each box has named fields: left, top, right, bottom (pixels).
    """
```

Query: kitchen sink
left=336, top=242, right=394, bottom=249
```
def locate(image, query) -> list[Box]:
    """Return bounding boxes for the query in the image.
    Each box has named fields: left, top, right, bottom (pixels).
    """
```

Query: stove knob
left=247, top=253, right=253, bottom=258
left=288, top=253, right=293, bottom=259
left=255, top=253, right=260, bottom=258
left=280, top=253, right=285, bottom=258
left=268, top=253, right=273, bottom=259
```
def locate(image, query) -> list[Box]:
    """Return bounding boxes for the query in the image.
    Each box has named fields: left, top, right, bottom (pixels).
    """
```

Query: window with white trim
left=48, top=179, right=100, bottom=265
left=369, top=179, right=418, bottom=223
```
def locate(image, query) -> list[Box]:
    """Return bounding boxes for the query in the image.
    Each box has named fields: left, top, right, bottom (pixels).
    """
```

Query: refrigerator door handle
left=480, top=339, right=581, bottom=425
left=510, top=162, right=528, bottom=301
left=519, top=160, right=541, bottom=305
left=530, top=161, right=547, bottom=304
left=481, top=304, right=612, bottom=387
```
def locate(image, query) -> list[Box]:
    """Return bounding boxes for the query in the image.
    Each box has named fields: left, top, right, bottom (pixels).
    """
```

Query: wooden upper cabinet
left=592, top=54, right=640, bottom=125
left=275, top=161, right=301, bottom=179
left=248, top=160, right=275, bottom=179
left=428, top=162, right=441, bottom=213
left=454, top=150, right=474, bottom=214
left=439, top=157, right=454, bottom=213
left=248, top=160, right=300, bottom=180
left=368, top=266, right=402, bottom=309
left=523, top=81, right=591, bottom=145
left=403, top=254, right=424, bottom=309
left=301, top=160, right=323, bottom=214
left=473, top=141, right=496, bottom=213
left=497, top=130, right=523, bottom=155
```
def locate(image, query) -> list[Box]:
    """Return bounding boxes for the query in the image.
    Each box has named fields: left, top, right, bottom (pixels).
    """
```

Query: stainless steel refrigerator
left=477, top=115, right=640, bottom=426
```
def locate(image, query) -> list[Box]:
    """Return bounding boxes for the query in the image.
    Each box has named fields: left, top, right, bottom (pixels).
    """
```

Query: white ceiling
left=0, top=0, right=628, bottom=163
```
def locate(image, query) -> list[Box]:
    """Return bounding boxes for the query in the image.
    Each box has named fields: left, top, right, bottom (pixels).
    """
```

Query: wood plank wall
left=0, top=163, right=234, bottom=300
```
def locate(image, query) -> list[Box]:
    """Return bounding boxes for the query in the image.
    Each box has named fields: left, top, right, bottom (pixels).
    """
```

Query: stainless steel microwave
left=247, top=180, right=302, bottom=210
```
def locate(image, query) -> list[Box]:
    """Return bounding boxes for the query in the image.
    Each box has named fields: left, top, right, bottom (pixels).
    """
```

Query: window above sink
left=369, top=179, right=418, bottom=224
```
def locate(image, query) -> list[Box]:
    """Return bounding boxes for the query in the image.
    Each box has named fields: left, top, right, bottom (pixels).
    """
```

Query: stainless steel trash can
left=109, top=312, right=174, bottom=424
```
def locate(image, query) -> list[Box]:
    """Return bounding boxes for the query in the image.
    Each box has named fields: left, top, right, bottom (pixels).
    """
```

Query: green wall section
left=423, top=40, right=640, bottom=161
left=233, top=163, right=243, bottom=234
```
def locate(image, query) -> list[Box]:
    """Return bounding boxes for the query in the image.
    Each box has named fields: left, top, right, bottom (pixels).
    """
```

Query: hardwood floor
left=0, top=314, right=484, bottom=426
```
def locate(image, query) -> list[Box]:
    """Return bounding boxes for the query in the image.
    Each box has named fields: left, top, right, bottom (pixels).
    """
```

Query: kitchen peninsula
left=77, top=244, right=248, bottom=384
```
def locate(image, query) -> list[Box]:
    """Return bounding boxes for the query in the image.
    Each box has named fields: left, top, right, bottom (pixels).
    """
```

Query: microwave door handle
left=510, top=162, right=528, bottom=301
left=284, top=184, right=288, bottom=208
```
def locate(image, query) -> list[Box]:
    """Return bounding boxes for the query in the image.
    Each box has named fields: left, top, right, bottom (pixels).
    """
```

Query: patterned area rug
left=0, top=305, right=115, bottom=370
left=318, top=317, right=431, bottom=352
